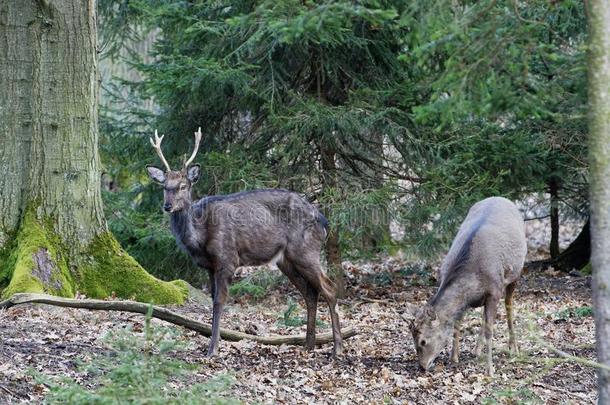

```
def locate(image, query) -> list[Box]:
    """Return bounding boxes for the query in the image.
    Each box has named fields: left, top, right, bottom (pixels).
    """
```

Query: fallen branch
left=0, top=293, right=358, bottom=346
left=0, top=384, right=18, bottom=399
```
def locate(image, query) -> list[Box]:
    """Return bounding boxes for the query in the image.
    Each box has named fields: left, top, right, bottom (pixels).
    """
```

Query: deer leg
left=483, top=295, right=500, bottom=376
left=304, top=285, right=319, bottom=350
left=207, top=270, right=232, bottom=358
left=505, top=281, right=519, bottom=355
left=322, top=277, right=343, bottom=358
left=278, top=261, right=319, bottom=350
left=207, top=268, right=216, bottom=300
left=451, top=320, right=461, bottom=364
left=474, top=310, right=486, bottom=357
left=301, top=268, right=343, bottom=357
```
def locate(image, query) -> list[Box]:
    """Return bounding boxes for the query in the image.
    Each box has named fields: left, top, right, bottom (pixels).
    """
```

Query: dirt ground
left=0, top=256, right=597, bottom=404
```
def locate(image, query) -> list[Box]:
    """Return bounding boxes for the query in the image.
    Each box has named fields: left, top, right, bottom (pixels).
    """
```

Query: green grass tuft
left=34, top=306, right=238, bottom=404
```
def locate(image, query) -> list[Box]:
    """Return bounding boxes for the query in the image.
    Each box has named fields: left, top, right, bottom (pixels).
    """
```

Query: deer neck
left=429, top=281, right=469, bottom=323
left=170, top=206, right=196, bottom=251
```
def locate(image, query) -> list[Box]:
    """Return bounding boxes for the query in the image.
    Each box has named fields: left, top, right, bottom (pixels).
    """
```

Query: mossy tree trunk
left=0, top=0, right=187, bottom=304
left=587, top=0, right=610, bottom=400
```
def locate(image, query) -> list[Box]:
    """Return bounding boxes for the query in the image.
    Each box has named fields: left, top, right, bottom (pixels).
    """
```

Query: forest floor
left=0, top=255, right=597, bottom=404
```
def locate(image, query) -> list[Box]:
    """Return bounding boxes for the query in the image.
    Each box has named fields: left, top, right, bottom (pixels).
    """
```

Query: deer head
left=411, top=304, right=453, bottom=371
left=146, top=128, right=202, bottom=213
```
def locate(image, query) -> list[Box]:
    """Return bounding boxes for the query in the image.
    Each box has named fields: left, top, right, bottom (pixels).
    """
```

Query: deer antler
left=184, top=127, right=202, bottom=168
left=149, top=130, right=171, bottom=171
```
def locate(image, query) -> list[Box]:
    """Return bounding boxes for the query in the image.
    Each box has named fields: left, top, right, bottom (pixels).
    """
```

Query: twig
left=532, top=382, right=587, bottom=398
left=0, top=293, right=358, bottom=347
left=0, top=384, right=18, bottom=398
left=543, top=343, right=610, bottom=371
left=354, top=297, right=393, bottom=306
left=523, top=214, right=551, bottom=221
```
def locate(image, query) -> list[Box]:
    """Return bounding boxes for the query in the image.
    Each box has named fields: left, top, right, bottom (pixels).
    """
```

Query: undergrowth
left=229, top=269, right=285, bottom=301
left=278, top=297, right=328, bottom=328
left=555, top=305, right=593, bottom=320
left=35, top=306, right=237, bottom=405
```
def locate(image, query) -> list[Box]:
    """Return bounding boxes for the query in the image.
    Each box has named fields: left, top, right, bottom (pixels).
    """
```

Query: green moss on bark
left=0, top=237, right=16, bottom=290
left=1, top=209, right=74, bottom=298
left=76, top=232, right=188, bottom=304
left=0, top=208, right=188, bottom=304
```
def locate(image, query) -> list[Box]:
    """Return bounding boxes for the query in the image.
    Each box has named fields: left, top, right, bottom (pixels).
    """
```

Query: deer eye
left=179, top=183, right=188, bottom=190
left=420, top=340, right=426, bottom=347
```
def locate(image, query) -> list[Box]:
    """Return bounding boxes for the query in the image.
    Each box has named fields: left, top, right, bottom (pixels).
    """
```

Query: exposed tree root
left=0, top=293, right=358, bottom=346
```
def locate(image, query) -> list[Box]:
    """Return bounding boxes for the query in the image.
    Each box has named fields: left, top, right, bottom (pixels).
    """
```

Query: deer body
left=411, top=197, right=526, bottom=376
left=171, top=190, right=323, bottom=267
left=146, top=129, right=342, bottom=357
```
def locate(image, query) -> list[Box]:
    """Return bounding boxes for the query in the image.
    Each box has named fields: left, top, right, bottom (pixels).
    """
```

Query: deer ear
left=186, top=164, right=200, bottom=184
left=146, top=165, right=166, bottom=184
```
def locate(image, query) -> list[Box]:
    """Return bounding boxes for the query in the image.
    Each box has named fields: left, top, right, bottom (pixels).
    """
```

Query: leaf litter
left=0, top=257, right=597, bottom=404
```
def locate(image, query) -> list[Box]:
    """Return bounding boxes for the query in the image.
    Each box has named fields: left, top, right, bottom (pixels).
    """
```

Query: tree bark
left=0, top=0, right=104, bottom=245
left=0, top=293, right=359, bottom=346
left=361, top=132, right=391, bottom=253
left=587, top=0, right=610, bottom=401
left=549, top=178, right=560, bottom=259
left=319, top=143, right=345, bottom=298
left=0, top=0, right=185, bottom=303
left=553, top=220, right=590, bottom=272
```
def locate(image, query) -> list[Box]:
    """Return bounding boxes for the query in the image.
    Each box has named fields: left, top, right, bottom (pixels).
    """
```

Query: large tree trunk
left=587, top=0, right=610, bottom=401
left=0, top=0, right=186, bottom=304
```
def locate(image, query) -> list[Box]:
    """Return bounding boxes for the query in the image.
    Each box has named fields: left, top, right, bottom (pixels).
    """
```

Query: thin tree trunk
left=587, top=0, right=610, bottom=401
left=0, top=0, right=185, bottom=304
left=361, top=132, right=390, bottom=252
left=549, top=178, right=560, bottom=259
left=320, top=143, right=345, bottom=298
left=553, top=220, right=590, bottom=272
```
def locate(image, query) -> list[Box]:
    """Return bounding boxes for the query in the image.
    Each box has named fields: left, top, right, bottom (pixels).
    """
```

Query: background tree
left=587, top=0, right=610, bottom=400
left=97, top=0, right=590, bottom=290
left=100, top=0, right=416, bottom=295
left=397, top=0, right=589, bottom=263
left=0, top=0, right=186, bottom=303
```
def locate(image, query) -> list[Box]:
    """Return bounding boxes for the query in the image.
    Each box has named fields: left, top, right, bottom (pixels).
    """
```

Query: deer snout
left=163, top=202, right=173, bottom=212
left=419, top=358, right=434, bottom=371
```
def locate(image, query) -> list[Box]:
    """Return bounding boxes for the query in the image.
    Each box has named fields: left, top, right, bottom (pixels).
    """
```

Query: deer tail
left=317, top=211, right=329, bottom=238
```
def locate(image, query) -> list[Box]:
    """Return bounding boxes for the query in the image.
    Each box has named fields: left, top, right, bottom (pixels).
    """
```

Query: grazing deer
left=146, top=128, right=343, bottom=357
left=410, top=197, right=527, bottom=376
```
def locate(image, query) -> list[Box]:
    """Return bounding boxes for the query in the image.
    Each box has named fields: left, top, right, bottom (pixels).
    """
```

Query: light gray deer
left=145, top=128, right=343, bottom=357
left=410, top=196, right=527, bottom=376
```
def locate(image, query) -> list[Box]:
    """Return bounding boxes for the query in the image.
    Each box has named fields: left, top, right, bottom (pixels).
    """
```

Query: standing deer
left=145, top=128, right=343, bottom=357
left=410, top=197, right=527, bottom=376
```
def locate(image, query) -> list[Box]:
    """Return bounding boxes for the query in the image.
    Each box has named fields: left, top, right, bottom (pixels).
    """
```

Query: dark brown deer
left=410, top=197, right=527, bottom=376
left=146, top=128, right=343, bottom=357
